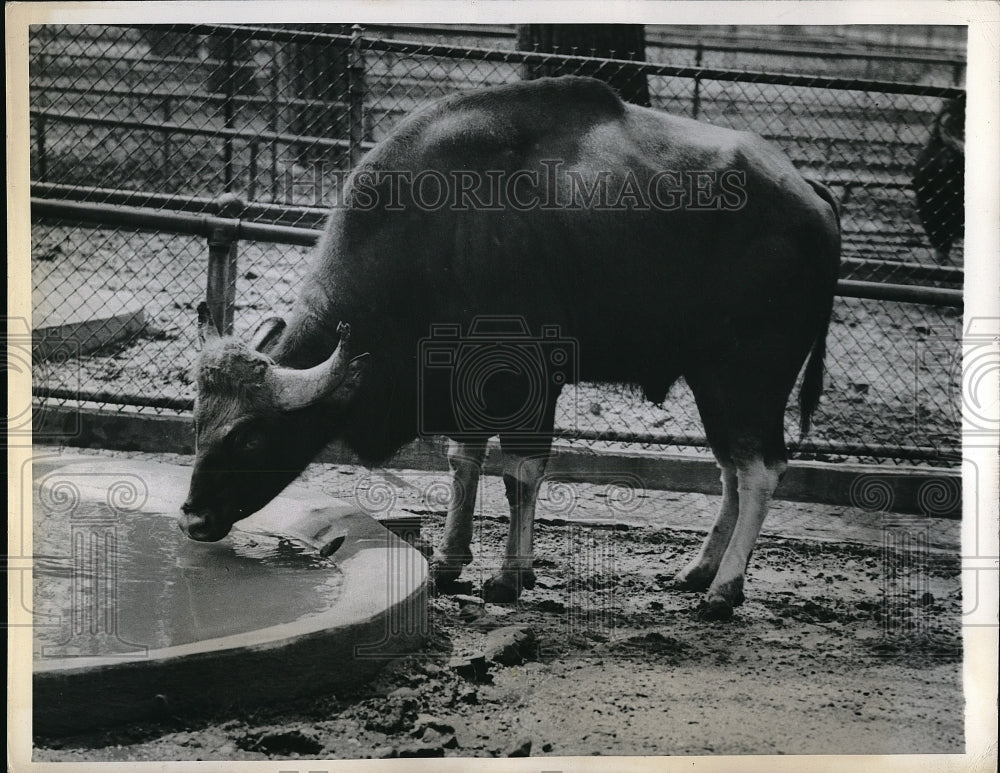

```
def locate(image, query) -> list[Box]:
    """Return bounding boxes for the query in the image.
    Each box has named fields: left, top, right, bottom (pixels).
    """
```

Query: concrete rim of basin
left=32, top=457, right=428, bottom=736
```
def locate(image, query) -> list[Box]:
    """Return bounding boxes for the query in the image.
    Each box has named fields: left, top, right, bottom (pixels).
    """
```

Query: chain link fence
left=28, top=24, right=965, bottom=466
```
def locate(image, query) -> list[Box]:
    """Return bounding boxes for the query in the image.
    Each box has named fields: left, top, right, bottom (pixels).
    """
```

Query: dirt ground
left=32, top=448, right=964, bottom=761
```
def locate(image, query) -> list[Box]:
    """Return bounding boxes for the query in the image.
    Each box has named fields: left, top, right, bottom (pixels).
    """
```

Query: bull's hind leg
left=429, top=438, right=488, bottom=585
left=673, top=463, right=739, bottom=591
left=683, top=359, right=796, bottom=620
left=700, top=455, right=786, bottom=620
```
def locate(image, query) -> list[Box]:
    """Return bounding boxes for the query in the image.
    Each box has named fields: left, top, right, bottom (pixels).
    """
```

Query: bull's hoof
left=428, top=553, right=472, bottom=589
left=672, top=564, right=716, bottom=592
left=712, top=576, right=746, bottom=607
left=482, top=568, right=536, bottom=603
left=697, top=595, right=734, bottom=621
left=697, top=577, right=746, bottom=620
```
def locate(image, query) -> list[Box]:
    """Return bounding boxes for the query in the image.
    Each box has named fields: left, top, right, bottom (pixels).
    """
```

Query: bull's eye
left=225, top=423, right=265, bottom=456
left=235, top=428, right=265, bottom=454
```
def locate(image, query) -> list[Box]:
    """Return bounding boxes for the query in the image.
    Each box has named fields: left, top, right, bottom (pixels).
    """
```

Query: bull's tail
left=798, top=324, right=828, bottom=438
left=799, top=179, right=841, bottom=439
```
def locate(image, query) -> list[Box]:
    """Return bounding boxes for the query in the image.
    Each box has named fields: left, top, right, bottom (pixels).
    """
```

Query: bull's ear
left=197, top=302, right=221, bottom=344
left=250, top=316, right=286, bottom=354
left=330, top=353, right=370, bottom=403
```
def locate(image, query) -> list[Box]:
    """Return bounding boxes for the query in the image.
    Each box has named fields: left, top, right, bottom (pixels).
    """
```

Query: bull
left=180, top=76, right=840, bottom=621
left=913, top=95, right=965, bottom=261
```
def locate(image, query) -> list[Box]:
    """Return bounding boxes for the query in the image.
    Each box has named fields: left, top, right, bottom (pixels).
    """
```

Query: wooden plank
left=33, top=406, right=960, bottom=518
left=32, top=292, right=146, bottom=361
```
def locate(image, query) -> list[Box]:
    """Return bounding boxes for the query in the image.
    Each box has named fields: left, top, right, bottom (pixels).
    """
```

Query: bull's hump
left=618, top=106, right=749, bottom=167
left=381, top=77, right=626, bottom=169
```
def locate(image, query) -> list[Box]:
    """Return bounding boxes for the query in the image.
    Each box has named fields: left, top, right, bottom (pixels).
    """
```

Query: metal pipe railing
left=29, top=108, right=367, bottom=152
left=30, top=182, right=964, bottom=287
left=31, top=196, right=965, bottom=340
left=30, top=182, right=330, bottom=226
left=27, top=80, right=350, bottom=113
left=835, top=279, right=962, bottom=308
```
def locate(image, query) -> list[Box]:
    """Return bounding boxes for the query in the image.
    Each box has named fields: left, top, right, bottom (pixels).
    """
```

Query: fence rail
left=123, top=22, right=967, bottom=68
left=160, top=23, right=965, bottom=99
left=357, top=23, right=968, bottom=68
left=29, top=24, right=966, bottom=466
left=29, top=180, right=965, bottom=287
left=30, top=196, right=965, bottom=310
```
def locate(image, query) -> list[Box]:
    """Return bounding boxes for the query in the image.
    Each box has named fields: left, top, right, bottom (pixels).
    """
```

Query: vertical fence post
left=36, top=112, right=47, bottom=183
left=692, top=42, right=703, bottom=120
left=161, top=96, right=173, bottom=183
left=222, top=36, right=236, bottom=191
left=206, top=194, right=244, bottom=336
left=348, top=24, right=367, bottom=170
left=249, top=140, right=259, bottom=200
left=270, top=44, right=280, bottom=202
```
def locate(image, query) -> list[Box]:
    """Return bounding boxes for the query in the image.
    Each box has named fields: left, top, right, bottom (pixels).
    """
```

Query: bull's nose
left=178, top=509, right=216, bottom=541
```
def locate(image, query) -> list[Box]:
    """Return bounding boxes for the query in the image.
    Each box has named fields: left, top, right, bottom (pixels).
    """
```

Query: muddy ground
left=33, top=449, right=963, bottom=761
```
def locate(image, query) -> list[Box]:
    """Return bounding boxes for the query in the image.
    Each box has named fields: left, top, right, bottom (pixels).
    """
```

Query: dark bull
left=180, top=76, right=840, bottom=620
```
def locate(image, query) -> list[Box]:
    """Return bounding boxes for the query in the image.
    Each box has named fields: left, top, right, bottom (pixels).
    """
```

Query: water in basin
left=33, top=487, right=344, bottom=659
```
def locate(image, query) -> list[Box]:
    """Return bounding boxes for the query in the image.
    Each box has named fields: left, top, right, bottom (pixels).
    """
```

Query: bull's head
left=179, top=304, right=368, bottom=541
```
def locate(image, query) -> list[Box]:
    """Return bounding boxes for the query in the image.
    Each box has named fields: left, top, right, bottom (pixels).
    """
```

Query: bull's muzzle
left=178, top=503, right=227, bottom=542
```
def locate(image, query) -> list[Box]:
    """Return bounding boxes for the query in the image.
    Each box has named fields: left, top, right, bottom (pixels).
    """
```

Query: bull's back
left=328, top=78, right=838, bottom=365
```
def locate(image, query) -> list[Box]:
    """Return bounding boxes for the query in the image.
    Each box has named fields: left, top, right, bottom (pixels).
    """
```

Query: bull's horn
left=266, top=323, right=368, bottom=411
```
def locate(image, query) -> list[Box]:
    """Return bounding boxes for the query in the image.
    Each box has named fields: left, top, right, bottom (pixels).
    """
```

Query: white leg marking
left=501, top=454, right=547, bottom=572
left=675, top=464, right=739, bottom=587
left=708, top=457, right=786, bottom=601
left=435, top=439, right=487, bottom=563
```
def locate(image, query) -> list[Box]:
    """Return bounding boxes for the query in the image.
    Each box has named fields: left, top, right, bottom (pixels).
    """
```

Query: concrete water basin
left=32, top=456, right=428, bottom=736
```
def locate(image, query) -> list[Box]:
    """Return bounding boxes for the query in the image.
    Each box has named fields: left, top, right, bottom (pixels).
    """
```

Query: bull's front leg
left=482, top=450, right=549, bottom=603
left=429, top=438, right=488, bottom=585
